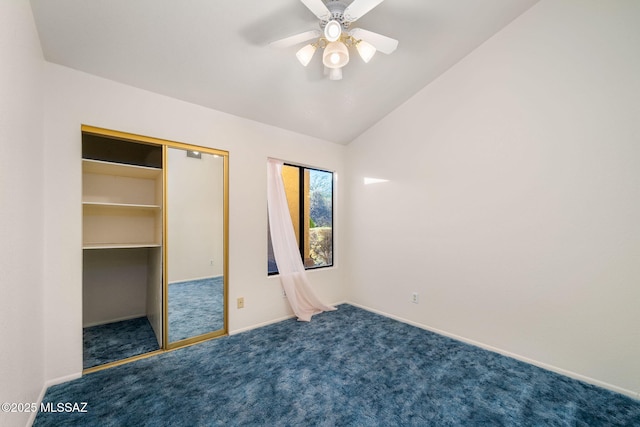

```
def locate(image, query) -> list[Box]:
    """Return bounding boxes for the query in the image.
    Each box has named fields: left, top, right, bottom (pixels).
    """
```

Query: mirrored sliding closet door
left=81, top=125, right=228, bottom=372
left=165, top=147, right=228, bottom=347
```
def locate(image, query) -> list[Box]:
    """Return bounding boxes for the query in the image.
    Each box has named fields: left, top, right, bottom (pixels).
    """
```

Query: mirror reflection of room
left=166, top=148, right=225, bottom=344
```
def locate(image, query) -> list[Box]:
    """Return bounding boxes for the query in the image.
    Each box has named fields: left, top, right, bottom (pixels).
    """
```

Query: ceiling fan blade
left=269, top=30, right=321, bottom=49
left=343, top=0, right=385, bottom=22
left=300, top=0, right=331, bottom=20
left=349, top=28, right=398, bottom=54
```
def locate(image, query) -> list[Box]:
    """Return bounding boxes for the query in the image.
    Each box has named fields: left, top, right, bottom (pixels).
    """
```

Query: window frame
left=268, top=162, right=334, bottom=275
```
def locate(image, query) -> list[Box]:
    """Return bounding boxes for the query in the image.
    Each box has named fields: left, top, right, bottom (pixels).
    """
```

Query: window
left=268, top=164, right=333, bottom=275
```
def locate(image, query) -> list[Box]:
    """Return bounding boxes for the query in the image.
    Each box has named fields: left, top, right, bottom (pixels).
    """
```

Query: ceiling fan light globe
left=324, top=20, right=342, bottom=42
left=322, top=41, right=349, bottom=69
left=296, top=44, right=317, bottom=67
left=328, top=67, right=343, bottom=81
left=356, top=40, right=376, bottom=63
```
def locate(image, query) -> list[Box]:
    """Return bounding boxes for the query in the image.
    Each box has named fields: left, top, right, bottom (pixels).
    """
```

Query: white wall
left=346, top=0, right=640, bottom=397
left=0, top=1, right=45, bottom=426
left=82, top=248, right=150, bottom=326
left=42, top=63, right=346, bottom=383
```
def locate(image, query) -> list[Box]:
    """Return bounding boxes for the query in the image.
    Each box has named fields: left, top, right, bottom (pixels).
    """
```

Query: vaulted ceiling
left=30, top=0, right=539, bottom=144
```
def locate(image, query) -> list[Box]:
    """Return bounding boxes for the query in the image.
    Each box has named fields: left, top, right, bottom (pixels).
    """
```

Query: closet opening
left=82, top=132, right=164, bottom=370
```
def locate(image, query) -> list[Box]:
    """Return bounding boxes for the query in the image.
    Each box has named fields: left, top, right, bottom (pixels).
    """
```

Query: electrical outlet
left=282, top=289, right=287, bottom=298
left=210, top=259, right=214, bottom=266
left=411, top=292, right=419, bottom=304
left=237, top=297, right=244, bottom=309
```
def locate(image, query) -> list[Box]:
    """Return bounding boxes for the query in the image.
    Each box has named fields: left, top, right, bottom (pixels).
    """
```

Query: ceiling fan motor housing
left=321, top=1, right=351, bottom=30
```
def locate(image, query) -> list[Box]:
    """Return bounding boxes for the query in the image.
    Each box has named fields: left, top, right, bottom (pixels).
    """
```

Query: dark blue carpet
left=83, top=317, right=160, bottom=369
left=168, top=276, right=224, bottom=342
left=38, top=305, right=640, bottom=426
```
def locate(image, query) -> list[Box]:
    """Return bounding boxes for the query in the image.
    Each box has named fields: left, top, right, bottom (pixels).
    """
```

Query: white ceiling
left=30, top=0, right=539, bottom=144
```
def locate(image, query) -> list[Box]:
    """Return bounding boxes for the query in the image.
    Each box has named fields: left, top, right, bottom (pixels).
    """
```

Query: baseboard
left=347, top=301, right=639, bottom=400
left=169, top=275, right=222, bottom=285
left=229, top=300, right=345, bottom=336
left=83, top=314, right=147, bottom=328
left=229, top=314, right=296, bottom=335
left=330, top=300, right=347, bottom=308
left=44, top=372, right=82, bottom=389
left=28, top=372, right=83, bottom=426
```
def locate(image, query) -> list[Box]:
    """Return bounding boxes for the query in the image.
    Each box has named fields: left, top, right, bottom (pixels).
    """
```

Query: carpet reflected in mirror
left=168, top=276, right=224, bottom=343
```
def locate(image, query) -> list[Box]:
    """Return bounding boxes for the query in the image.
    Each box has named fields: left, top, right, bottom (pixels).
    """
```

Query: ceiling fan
left=270, top=0, right=399, bottom=81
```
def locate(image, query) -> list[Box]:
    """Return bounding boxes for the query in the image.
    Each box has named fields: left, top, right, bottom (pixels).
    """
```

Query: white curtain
left=267, top=158, right=336, bottom=321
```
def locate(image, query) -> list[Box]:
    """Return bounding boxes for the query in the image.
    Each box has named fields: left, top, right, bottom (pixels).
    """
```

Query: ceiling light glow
left=364, top=177, right=389, bottom=185
left=322, top=41, right=349, bottom=69
left=328, top=67, right=342, bottom=81
left=324, top=20, right=342, bottom=42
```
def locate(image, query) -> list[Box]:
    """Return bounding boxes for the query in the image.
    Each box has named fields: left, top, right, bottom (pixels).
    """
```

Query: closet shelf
left=82, top=159, right=161, bottom=179
left=83, top=243, right=162, bottom=250
left=82, top=202, right=162, bottom=210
